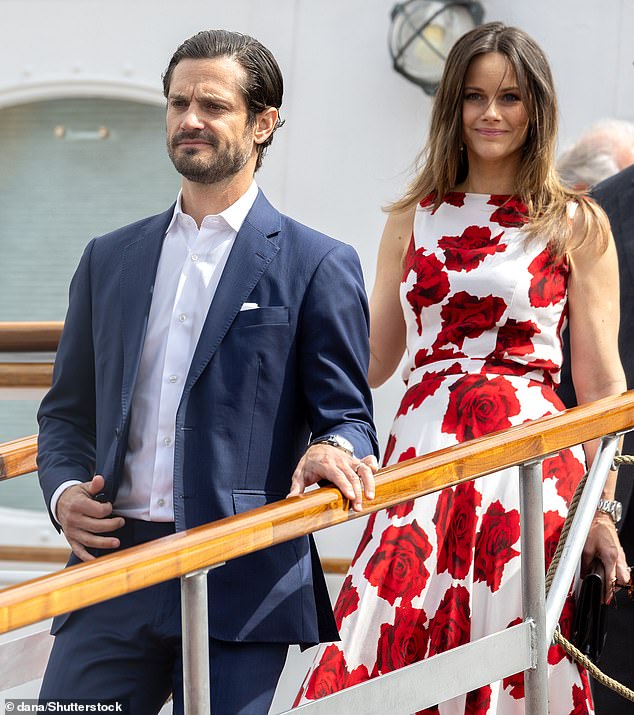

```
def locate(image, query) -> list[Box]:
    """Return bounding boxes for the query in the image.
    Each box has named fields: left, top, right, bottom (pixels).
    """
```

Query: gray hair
left=557, top=119, right=634, bottom=189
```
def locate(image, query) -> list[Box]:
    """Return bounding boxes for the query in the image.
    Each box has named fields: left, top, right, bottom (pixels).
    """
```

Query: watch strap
left=597, top=499, right=622, bottom=523
left=309, top=434, right=355, bottom=456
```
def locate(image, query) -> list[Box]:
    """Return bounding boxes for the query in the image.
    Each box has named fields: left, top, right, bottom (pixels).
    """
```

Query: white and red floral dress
left=295, top=193, right=593, bottom=714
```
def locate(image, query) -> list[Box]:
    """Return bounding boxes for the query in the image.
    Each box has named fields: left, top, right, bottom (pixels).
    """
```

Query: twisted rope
left=545, top=457, right=634, bottom=700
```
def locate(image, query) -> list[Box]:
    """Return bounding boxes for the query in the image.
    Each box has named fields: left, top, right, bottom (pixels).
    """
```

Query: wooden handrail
left=0, top=545, right=70, bottom=563
left=0, top=364, right=54, bottom=388
left=0, top=435, right=38, bottom=480
left=0, top=322, right=63, bottom=352
left=1, top=390, right=634, bottom=634
left=0, top=544, right=345, bottom=571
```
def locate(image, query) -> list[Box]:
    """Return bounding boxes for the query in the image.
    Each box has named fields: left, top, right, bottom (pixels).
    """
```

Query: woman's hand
left=581, top=512, right=629, bottom=603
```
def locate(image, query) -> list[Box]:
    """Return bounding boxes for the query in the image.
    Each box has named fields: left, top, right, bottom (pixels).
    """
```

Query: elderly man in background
left=557, top=118, right=634, bottom=190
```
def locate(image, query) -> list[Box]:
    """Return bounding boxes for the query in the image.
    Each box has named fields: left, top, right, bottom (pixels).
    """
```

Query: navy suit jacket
left=559, top=166, right=634, bottom=538
left=37, top=189, right=378, bottom=645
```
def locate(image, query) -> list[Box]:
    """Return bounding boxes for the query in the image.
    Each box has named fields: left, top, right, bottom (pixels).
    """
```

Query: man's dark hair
left=163, top=29, right=284, bottom=171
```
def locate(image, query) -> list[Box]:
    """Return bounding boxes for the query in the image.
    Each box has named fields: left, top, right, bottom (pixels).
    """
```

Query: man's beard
left=167, top=130, right=253, bottom=184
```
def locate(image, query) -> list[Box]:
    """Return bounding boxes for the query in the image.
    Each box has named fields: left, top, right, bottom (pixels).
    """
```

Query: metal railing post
left=519, top=459, right=549, bottom=714
left=181, top=568, right=211, bottom=715
left=544, top=434, right=619, bottom=639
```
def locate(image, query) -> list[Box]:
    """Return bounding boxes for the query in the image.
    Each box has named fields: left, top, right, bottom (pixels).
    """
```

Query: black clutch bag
left=570, top=559, right=608, bottom=663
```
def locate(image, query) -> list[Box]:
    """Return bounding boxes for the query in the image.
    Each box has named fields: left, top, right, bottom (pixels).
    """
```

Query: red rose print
left=481, top=359, right=535, bottom=379
left=494, top=319, right=540, bottom=357
left=543, top=510, right=565, bottom=572
left=364, top=521, right=433, bottom=605
left=528, top=247, right=568, bottom=308
left=414, top=348, right=466, bottom=369
left=383, top=433, right=396, bottom=466
left=543, top=449, right=585, bottom=507
left=465, top=685, right=492, bottom=714
left=438, top=225, right=506, bottom=272
left=346, top=663, right=371, bottom=688
left=530, top=358, right=559, bottom=372
left=502, top=618, right=525, bottom=699
left=528, top=378, right=561, bottom=404
left=548, top=595, right=575, bottom=665
left=302, top=644, right=348, bottom=700
left=443, top=191, right=466, bottom=207
left=569, top=683, right=589, bottom=715
left=419, top=193, right=435, bottom=208
left=301, top=644, right=371, bottom=701
left=433, top=481, right=482, bottom=579
left=427, top=585, right=471, bottom=656
left=387, top=448, right=417, bottom=518
left=334, top=575, right=360, bottom=630
left=487, top=195, right=529, bottom=227
left=437, top=362, right=464, bottom=377
left=579, top=668, right=592, bottom=700
left=415, top=708, right=440, bottom=715
left=474, top=501, right=520, bottom=592
left=402, top=233, right=417, bottom=277
left=442, top=374, right=522, bottom=442
left=397, top=371, right=447, bottom=416
left=386, top=500, right=415, bottom=519
left=503, top=670, right=525, bottom=700
left=374, top=605, right=429, bottom=675
left=413, top=348, right=430, bottom=369
left=350, top=511, right=376, bottom=567
left=435, top=291, right=507, bottom=350
left=399, top=446, right=417, bottom=461
left=405, top=251, right=451, bottom=332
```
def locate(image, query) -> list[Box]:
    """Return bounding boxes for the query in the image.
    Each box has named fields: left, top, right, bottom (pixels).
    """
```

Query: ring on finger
left=355, top=463, right=363, bottom=476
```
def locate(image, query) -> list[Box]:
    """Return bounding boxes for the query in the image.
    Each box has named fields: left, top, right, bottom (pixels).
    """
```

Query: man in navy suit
left=37, top=29, right=378, bottom=714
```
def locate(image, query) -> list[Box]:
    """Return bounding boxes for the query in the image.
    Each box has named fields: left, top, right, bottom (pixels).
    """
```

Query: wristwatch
left=309, top=434, right=355, bottom=456
left=596, top=499, right=622, bottom=524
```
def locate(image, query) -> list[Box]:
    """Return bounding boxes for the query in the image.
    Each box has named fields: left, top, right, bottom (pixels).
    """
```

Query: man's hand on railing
left=582, top=513, right=630, bottom=603
left=56, top=474, right=125, bottom=562
left=287, top=445, right=378, bottom=512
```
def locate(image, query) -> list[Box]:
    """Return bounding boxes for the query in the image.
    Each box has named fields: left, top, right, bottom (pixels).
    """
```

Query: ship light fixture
left=389, top=0, right=484, bottom=95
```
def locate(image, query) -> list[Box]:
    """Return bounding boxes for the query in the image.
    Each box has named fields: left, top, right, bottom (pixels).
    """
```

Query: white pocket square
left=240, top=302, right=259, bottom=311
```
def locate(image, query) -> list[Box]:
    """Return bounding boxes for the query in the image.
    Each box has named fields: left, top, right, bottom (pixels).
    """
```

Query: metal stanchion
left=519, top=459, right=549, bottom=715
left=181, top=568, right=211, bottom=715
left=545, top=435, right=619, bottom=639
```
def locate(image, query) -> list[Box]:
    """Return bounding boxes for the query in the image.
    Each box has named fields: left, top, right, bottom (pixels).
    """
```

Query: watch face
left=334, top=436, right=354, bottom=454
left=615, top=502, right=623, bottom=522
left=313, top=434, right=354, bottom=455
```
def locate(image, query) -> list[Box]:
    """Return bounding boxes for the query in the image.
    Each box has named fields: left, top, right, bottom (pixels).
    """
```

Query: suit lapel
left=120, top=207, right=174, bottom=414
left=183, top=191, right=281, bottom=395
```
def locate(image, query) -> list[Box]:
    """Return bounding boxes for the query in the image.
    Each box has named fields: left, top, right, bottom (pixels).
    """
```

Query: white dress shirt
left=51, top=181, right=259, bottom=522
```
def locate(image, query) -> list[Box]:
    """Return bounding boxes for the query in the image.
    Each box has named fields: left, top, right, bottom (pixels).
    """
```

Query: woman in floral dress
left=295, top=22, right=629, bottom=714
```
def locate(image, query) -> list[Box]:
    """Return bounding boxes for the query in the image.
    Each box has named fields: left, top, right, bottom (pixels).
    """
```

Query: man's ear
left=253, top=107, right=278, bottom=145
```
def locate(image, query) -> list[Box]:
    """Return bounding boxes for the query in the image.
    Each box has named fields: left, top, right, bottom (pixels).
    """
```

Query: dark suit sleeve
left=298, top=242, right=378, bottom=459
left=37, top=239, right=97, bottom=519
